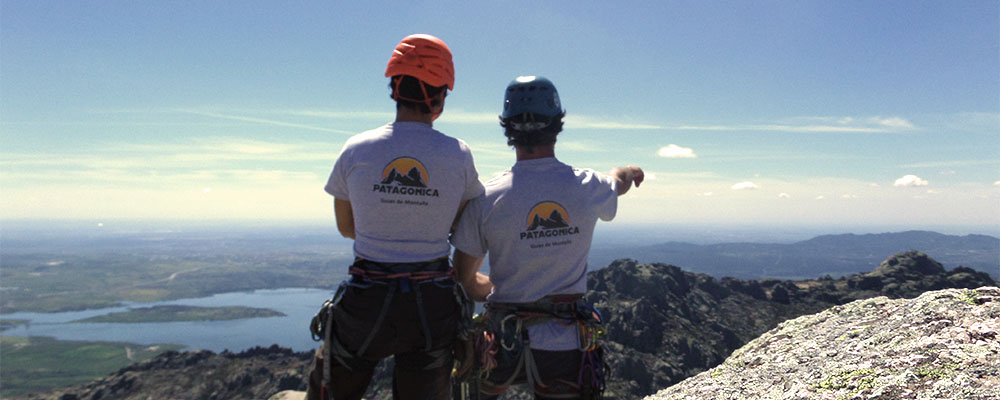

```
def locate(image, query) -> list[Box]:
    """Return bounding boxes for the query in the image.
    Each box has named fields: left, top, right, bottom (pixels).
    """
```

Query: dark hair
left=499, top=112, right=564, bottom=149
left=389, top=75, right=448, bottom=114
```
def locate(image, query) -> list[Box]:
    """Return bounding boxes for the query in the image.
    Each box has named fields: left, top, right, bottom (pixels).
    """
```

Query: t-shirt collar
left=390, top=121, right=433, bottom=130
left=512, top=157, right=561, bottom=171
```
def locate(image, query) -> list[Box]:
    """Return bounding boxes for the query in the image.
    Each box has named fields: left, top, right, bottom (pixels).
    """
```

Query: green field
left=0, top=336, right=185, bottom=398
left=72, top=305, right=284, bottom=323
left=1, top=319, right=29, bottom=332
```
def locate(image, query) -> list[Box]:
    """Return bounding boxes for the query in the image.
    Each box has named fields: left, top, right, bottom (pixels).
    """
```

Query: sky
left=2, top=1, right=998, bottom=234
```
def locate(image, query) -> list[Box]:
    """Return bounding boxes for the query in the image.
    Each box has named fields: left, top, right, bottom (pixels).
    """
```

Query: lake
left=1, top=288, right=335, bottom=353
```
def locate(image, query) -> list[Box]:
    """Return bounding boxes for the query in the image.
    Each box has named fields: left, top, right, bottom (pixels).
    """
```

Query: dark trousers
left=306, top=278, right=459, bottom=400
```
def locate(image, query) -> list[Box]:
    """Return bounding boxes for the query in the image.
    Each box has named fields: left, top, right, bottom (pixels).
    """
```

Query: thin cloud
left=0, top=138, right=340, bottom=174
left=283, top=110, right=395, bottom=120
left=183, top=109, right=921, bottom=135
left=666, top=115, right=916, bottom=134
left=566, top=115, right=662, bottom=130
left=875, top=117, right=914, bottom=129
left=894, top=175, right=929, bottom=187
left=731, top=181, right=759, bottom=190
left=778, top=193, right=790, bottom=198
left=667, top=124, right=893, bottom=133
left=558, top=140, right=605, bottom=152
left=657, top=144, right=697, bottom=158
left=181, top=110, right=355, bottom=134
left=899, top=159, right=1000, bottom=168
left=993, top=181, right=1000, bottom=186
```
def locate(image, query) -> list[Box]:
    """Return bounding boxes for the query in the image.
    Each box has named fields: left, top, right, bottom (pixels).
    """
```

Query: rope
left=477, top=330, right=498, bottom=374
left=522, top=340, right=548, bottom=390
left=474, top=296, right=608, bottom=397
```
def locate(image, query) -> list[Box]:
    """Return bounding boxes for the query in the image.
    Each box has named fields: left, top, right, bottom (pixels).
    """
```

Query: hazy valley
left=1, top=223, right=998, bottom=398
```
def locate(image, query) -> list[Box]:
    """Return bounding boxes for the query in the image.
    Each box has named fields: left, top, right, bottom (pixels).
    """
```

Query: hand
left=612, top=165, right=644, bottom=196
left=628, top=166, right=644, bottom=188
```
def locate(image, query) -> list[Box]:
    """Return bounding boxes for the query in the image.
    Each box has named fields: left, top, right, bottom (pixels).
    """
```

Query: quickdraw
left=452, top=296, right=609, bottom=400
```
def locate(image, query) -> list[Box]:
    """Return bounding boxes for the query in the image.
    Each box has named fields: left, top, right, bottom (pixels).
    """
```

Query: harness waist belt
left=350, top=257, right=451, bottom=279
left=487, top=294, right=584, bottom=316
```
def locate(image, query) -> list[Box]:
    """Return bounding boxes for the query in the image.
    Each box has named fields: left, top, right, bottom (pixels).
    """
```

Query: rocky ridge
left=588, top=250, right=996, bottom=398
left=19, top=251, right=997, bottom=399
left=646, top=287, right=1000, bottom=400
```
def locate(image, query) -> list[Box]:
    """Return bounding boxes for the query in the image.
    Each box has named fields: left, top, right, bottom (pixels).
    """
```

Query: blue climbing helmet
left=501, top=76, right=563, bottom=120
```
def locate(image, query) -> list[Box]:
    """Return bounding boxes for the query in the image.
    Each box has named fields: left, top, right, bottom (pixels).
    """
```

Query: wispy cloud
left=899, top=159, right=1000, bottom=168
left=566, top=116, right=662, bottom=130
left=180, top=110, right=356, bottom=134
left=559, top=140, right=609, bottom=152
left=148, top=108, right=924, bottom=136
left=663, top=116, right=916, bottom=133
left=0, top=137, right=340, bottom=185
left=657, top=144, right=697, bottom=158
left=894, top=175, right=929, bottom=187
left=731, top=181, right=760, bottom=190
left=283, top=109, right=395, bottom=120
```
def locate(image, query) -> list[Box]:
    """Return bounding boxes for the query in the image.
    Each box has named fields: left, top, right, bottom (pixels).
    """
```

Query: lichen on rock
left=645, top=287, right=1000, bottom=400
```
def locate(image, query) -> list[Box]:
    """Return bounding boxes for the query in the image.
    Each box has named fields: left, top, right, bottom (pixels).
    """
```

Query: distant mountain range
left=588, top=230, right=999, bottom=280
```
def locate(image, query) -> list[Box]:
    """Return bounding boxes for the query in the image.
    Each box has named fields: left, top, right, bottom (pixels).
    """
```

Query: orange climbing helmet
left=384, top=34, right=454, bottom=90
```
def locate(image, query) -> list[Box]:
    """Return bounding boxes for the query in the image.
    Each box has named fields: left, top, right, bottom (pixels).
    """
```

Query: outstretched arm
left=453, top=249, right=492, bottom=302
left=610, top=165, right=645, bottom=196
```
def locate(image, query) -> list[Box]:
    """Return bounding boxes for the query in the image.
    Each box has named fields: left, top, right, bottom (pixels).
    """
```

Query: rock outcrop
left=646, top=287, right=1000, bottom=400
left=589, top=251, right=996, bottom=398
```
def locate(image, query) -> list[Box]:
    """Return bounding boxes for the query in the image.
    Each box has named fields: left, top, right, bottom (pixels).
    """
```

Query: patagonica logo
left=520, top=201, right=580, bottom=240
left=372, top=157, right=440, bottom=196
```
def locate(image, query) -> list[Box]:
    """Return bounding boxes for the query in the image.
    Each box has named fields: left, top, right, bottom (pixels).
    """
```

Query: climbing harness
left=452, top=295, right=609, bottom=399
left=309, top=257, right=472, bottom=398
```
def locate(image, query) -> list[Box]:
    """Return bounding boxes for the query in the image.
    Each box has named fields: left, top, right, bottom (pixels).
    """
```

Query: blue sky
left=2, top=1, right=998, bottom=233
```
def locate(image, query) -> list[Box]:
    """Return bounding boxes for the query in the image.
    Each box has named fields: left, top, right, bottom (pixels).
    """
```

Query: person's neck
left=515, top=144, right=555, bottom=161
left=395, top=107, right=435, bottom=126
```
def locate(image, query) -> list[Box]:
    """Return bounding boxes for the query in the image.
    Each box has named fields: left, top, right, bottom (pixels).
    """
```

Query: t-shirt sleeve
left=450, top=195, right=488, bottom=258
left=324, top=144, right=351, bottom=198
left=461, top=144, right=486, bottom=201
left=593, top=171, right=618, bottom=221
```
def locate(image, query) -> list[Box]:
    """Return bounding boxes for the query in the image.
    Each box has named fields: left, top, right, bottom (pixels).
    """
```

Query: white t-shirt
left=326, top=121, right=484, bottom=263
left=451, top=157, right=618, bottom=350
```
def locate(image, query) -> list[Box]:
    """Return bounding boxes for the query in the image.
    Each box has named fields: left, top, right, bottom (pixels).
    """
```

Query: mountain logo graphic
left=525, top=201, right=570, bottom=230
left=520, top=201, right=579, bottom=240
left=380, top=157, right=429, bottom=187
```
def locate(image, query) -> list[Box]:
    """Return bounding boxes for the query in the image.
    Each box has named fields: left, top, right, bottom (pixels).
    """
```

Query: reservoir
left=1, top=288, right=335, bottom=353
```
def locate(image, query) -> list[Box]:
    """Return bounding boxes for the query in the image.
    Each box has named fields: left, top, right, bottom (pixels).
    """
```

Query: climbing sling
left=452, top=295, right=609, bottom=400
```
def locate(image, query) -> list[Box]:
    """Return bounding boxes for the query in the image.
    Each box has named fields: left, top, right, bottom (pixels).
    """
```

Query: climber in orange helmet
left=306, top=33, right=484, bottom=400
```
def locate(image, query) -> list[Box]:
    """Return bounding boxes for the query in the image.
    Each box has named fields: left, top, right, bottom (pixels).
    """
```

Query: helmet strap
left=392, top=77, right=439, bottom=115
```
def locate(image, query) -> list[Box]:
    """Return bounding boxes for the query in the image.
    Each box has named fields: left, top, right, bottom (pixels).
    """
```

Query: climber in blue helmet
left=450, top=76, right=644, bottom=399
